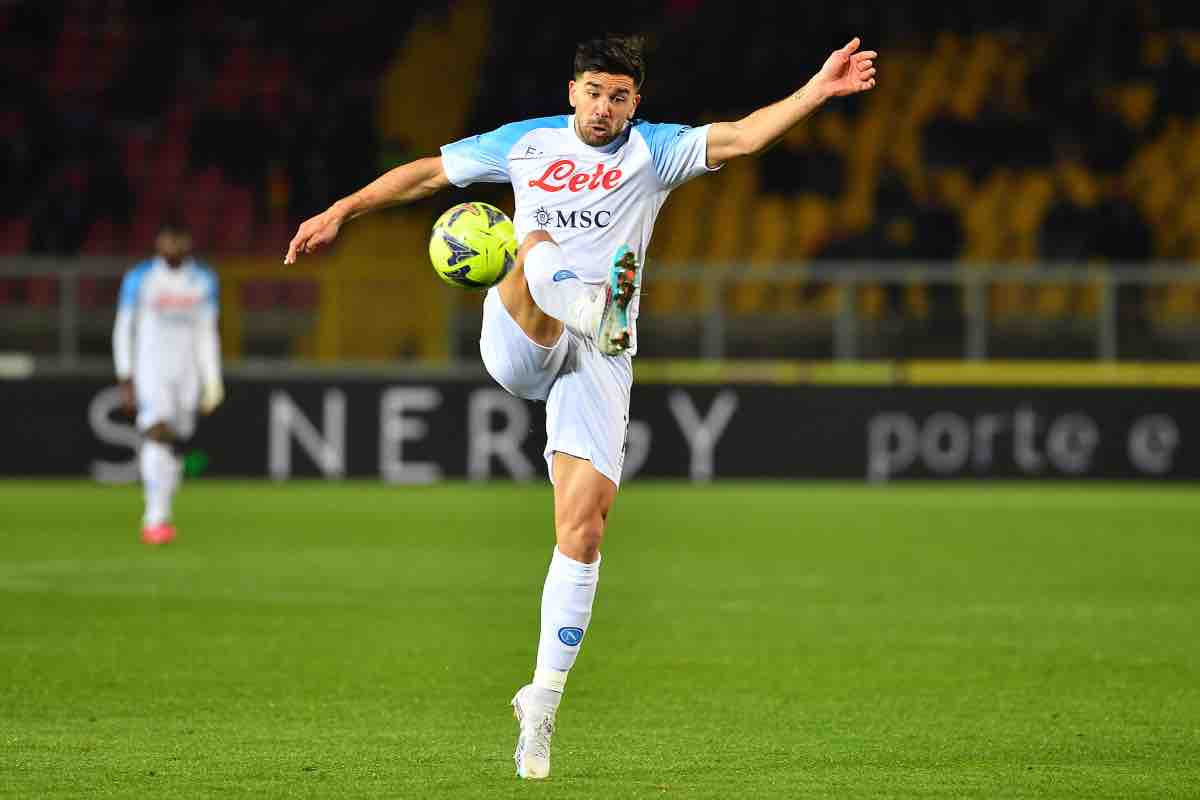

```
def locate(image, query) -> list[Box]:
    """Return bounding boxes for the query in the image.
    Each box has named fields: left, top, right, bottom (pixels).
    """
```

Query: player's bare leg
left=145, top=422, right=176, bottom=445
left=501, top=231, right=637, bottom=356
left=140, top=422, right=181, bottom=545
left=512, top=452, right=614, bottom=779
left=550, top=453, right=615, bottom=564
left=497, top=231, right=564, bottom=347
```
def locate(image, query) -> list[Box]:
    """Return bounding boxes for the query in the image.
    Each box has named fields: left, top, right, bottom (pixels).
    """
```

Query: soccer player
left=285, top=34, right=876, bottom=778
left=113, top=219, right=224, bottom=545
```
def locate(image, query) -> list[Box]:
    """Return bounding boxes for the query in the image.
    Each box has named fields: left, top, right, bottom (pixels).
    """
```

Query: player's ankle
left=570, top=289, right=604, bottom=338
left=533, top=667, right=568, bottom=695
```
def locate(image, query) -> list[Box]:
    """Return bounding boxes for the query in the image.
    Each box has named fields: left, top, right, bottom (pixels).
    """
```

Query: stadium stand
left=1, top=1, right=1197, bottom=359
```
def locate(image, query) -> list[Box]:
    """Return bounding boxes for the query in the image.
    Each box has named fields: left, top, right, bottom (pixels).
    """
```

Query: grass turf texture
left=1, top=481, right=1198, bottom=798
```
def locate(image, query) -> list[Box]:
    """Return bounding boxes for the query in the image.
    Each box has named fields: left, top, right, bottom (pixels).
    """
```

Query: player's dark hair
left=574, top=34, right=645, bottom=88
left=158, top=214, right=191, bottom=236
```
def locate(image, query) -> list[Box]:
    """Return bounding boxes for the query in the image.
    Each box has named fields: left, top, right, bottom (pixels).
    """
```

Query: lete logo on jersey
left=152, top=292, right=203, bottom=311
left=528, top=159, right=623, bottom=192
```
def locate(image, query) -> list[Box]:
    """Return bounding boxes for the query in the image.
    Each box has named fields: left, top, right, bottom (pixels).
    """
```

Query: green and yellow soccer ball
left=429, top=202, right=517, bottom=289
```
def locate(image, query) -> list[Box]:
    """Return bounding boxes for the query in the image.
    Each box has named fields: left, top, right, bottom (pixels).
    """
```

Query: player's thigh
left=172, top=373, right=199, bottom=439
left=136, top=375, right=197, bottom=438
left=544, top=340, right=633, bottom=489
left=479, top=286, right=569, bottom=401
left=135, top=376, right=174, bottom=433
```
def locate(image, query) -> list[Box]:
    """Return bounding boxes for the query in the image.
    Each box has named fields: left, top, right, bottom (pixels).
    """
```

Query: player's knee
left=521, top=229, right=554, bottom=249
left=557, top=519, right=604, bottom=563
left=145, top=423, right=177, bottom=444
left=517, top=230, right=555, bottom=266
left=555, top=498, right=609, bottom=562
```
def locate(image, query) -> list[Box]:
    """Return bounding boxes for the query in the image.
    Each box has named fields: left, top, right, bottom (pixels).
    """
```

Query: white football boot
left=511, top=685, right=557, bottom=779
left=594, top=245, right=640, bottom=356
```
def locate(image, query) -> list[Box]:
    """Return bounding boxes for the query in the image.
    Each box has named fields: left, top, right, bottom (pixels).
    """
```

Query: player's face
left=569, top=71, right=640, bottom=147
left=156, top=231, right=192, bottom=267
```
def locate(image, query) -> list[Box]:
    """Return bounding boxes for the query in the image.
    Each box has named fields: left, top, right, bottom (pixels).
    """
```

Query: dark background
left=5, top=376, right=1194, bottom=479
left=3, top=1, right=1196, bottom=262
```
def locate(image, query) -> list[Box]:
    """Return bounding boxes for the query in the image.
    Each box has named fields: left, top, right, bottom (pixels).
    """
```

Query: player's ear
left=567, top=79, right=577, bottom=109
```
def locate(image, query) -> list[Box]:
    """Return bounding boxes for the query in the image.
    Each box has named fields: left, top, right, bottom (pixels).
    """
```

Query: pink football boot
left=140, top=523, right=176, bottom=545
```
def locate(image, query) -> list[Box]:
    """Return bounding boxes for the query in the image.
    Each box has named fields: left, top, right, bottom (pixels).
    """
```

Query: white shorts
left=479, top=288, right=632, bottom=487
left=136, top=372, right=199, bottom=438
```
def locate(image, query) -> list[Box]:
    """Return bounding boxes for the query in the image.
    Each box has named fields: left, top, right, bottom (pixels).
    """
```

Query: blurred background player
left=112, top=218, right=224, bottom=544
left=286, top=33, right=875, bottom=779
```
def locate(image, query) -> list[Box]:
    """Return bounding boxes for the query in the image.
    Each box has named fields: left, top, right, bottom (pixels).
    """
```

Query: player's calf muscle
left=498, top=263, right=562, bottom=346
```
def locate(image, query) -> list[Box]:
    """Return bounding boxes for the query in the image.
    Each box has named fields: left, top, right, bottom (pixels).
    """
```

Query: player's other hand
left=284, top=207, right=344, bottom=264
left=200, top=380, right=225, bottom=415
left=119, top=379, right=136, bottom=415
left=814, top=37, right=877, bottom=98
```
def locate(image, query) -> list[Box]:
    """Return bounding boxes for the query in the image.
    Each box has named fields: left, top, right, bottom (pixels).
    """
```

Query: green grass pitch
left=2, top=481, right=1198, bottom=798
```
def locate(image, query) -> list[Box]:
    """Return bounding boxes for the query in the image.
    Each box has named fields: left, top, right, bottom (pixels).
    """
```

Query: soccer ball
left=428, top=202, right=517, bottom=289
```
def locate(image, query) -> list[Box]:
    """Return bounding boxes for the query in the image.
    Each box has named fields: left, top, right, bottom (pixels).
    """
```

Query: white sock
left=533, top=546, right=601, bottom=700
left=140, top=441, right=180, bottom=526
left=524, top=241, right=603, bottom=337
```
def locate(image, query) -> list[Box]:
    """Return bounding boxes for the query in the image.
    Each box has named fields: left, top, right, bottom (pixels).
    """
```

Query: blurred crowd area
left=487, top=2, right=1200, bottom=269
left=2, top=1, right=449, bottom=256
left=2, top=0, right=1199, bottom=360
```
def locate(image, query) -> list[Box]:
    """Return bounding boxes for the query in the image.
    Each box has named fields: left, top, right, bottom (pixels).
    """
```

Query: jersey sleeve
left=440, top=124, right=520, bottom=186
left=117, top=262, right=147, bottom=311
left=113, top=263, right=147, bottom=379
left=112, top=307, right=134, bottom=379
left=637, top=122, right=721, bottom=190
left=440, top=115, right=567, bottom=187
left=198, top=264, right=220, bottom=320
left=194, top=265, right=222, bottom=390
left=195, top=308, right=222, bottom=390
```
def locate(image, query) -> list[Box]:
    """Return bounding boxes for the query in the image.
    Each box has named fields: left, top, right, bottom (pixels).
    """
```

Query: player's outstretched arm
left=196, top=299, right=223, bottom=415
left=284, top=156, right=452, bottom=264
left=705, top=37, right=876, bottom=168
left=112, top=273, right=137, bottom=412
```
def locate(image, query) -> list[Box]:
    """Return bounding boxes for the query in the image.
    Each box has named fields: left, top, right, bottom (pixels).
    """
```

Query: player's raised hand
left=814, top=37, right=877, bottom=98
left=284, top=208, right=344, bottom=264
left=200, top=380, right=225, bottom=415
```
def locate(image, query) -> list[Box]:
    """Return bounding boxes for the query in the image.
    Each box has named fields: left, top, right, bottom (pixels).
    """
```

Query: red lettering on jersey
left=528, top=160, right=575, bottom=191
left=528, top=159, right=623, bottom=192
left=588, top=164, right=605, bottom=189
left=154, top=293, right=200, bottom=310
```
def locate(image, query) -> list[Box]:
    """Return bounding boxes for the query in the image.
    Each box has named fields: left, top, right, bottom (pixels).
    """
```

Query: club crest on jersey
left=529, top=159, right=623, bottom=192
